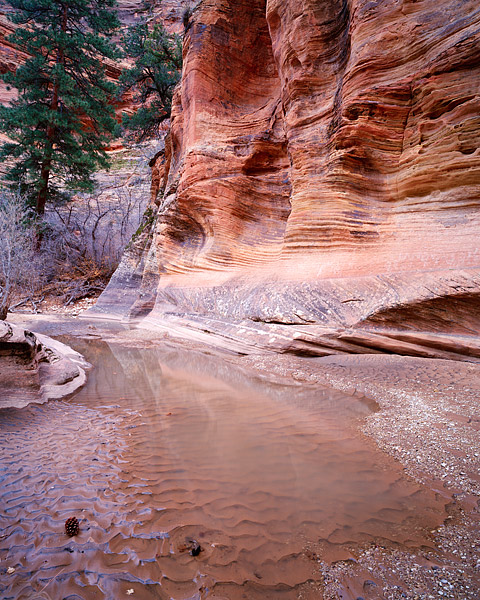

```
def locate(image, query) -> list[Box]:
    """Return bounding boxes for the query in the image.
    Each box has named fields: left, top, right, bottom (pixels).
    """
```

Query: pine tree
left=119, top=21, right=182, bottom=143
left=0, top=0, right=120, bottom=216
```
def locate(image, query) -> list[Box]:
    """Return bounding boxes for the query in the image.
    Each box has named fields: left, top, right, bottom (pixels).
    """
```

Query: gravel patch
left=240, top=353, right=480, bottom=599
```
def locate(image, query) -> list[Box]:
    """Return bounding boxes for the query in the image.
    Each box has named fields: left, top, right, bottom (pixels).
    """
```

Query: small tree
left=0, top=191, right=38, bottom=320
left=119, top=22, right=182, bottom=142
left=0, top=0, right=120, bottom=216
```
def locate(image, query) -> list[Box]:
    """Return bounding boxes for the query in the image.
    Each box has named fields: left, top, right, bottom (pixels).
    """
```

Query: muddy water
left=0, top=338, right=447, bottom=599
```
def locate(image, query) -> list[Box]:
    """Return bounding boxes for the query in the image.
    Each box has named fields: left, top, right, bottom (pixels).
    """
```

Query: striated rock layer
left=94, top=0, right=480, bottom=360
left=0, top=321, right=89, bottom=408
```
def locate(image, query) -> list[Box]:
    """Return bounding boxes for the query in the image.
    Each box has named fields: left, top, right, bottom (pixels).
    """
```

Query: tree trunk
left=36, top=150, right=52, bottom=216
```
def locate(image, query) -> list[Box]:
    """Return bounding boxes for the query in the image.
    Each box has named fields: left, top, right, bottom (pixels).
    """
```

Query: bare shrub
left=0, top=191, right=42, bottom=319
left=2, top=148, right=151, bottom=312
left=46, top=180, right=146, bottom=269
left=41, top=177, right=148, bottom=305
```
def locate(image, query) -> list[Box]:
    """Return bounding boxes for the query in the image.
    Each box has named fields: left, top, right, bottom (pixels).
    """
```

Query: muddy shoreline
left=237, top=352, right=480, bottom=599
left=4, top=313, right=480, bottom=599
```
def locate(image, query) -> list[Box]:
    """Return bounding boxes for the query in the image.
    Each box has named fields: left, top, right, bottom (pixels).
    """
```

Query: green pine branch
left=0, top=0, right=121, bottom=215
left=119, top=21, right=183, bottom=143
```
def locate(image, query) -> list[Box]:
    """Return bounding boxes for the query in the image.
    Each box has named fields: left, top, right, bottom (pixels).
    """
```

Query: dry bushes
left=42, top=182, right=147, bottom=306
left=2, top=179, right=147, bottom=315
left=0, top=192, right=42, bottom=319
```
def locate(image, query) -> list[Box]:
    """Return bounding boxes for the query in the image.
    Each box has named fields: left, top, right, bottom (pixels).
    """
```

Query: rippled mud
left=0, top=339, right=449, bottom=599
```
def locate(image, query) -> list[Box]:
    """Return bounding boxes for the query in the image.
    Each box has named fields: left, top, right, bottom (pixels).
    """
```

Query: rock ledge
left=0, top=320, right=89, bottom=409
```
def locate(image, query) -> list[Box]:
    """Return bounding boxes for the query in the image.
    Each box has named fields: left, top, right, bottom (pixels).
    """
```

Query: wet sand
left=2, top=314, right=480, bottom=599
left=239, top=353, right=480, bottom=599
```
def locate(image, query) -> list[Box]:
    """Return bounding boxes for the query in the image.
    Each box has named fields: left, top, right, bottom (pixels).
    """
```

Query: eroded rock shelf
left=0, top=320, right=89, bottom=408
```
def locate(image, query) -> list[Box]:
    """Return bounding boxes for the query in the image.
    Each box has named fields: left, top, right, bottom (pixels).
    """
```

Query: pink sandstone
left=95, top=0, right=480, bottom=361
left=2, top=0, right=475, bottom=360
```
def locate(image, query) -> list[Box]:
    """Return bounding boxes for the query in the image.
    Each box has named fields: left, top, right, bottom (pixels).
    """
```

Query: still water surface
left=0, top=338, right=445, bottom=599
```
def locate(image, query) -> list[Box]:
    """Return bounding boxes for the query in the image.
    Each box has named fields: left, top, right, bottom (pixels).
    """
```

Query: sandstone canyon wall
left=92, top=0, right=480, bottom=359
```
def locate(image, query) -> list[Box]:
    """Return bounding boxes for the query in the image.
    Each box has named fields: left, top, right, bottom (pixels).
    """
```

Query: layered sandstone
left=0, top=321, right=89, bottom=408
left=116, top=0, right=193, bottom=32
left=93, top=0, right=480, bottom=358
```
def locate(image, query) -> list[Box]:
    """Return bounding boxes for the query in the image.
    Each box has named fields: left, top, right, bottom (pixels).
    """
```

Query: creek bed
left=0, top=336, right=448, bottom=599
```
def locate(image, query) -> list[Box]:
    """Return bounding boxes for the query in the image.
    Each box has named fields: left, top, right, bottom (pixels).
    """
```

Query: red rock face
left=141, top=0, right=480, bottom=276
left=271, top=0, right=480, bottom=279
left=162, top=0, right=291, bottom=273
left=0, top=12, right=24, bottom=111
left=82, top=0, right=480, bottom=358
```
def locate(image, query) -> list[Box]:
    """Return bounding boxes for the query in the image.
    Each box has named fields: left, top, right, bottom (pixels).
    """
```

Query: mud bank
left=238, top=352, right=480, bottom=599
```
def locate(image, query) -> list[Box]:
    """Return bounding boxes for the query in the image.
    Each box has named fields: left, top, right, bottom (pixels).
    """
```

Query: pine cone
left=65, top=516, right=79, bottom=537
left=187, top=538, right=202, bottom=556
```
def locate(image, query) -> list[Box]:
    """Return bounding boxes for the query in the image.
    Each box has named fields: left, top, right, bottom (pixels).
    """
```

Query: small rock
left=363, top=579, right=377, bottom=590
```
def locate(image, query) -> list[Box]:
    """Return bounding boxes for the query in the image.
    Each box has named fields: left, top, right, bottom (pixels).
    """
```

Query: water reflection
left=0, top=339, right=446, bottom=600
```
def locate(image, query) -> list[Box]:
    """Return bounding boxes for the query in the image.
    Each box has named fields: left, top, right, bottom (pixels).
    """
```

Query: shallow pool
left=0, top=338, right=446, bottom=599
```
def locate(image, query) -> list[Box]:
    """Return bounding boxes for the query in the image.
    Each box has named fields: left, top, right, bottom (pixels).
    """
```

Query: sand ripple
left=0, top=340, right=446, bottom=599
